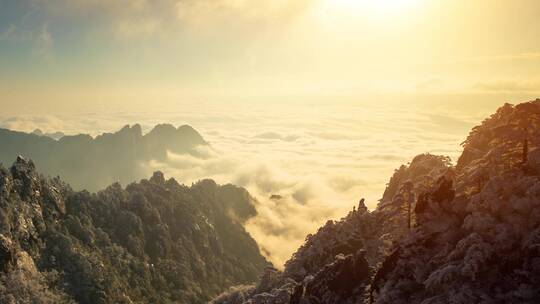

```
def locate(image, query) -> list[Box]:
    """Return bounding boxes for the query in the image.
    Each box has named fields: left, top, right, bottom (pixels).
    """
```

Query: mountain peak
left=11, top=155, right=36, bottom=178
left=149, top=171, right=165, bottom=184
left=0, top=124, right=207, bottom=191
left=148, top=123, right=177, bottom=135
left=118, top=124, right=143, bottom=137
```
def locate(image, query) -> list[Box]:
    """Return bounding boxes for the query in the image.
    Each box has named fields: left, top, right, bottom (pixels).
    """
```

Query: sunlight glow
left=328, top=0, right=420, bottom=15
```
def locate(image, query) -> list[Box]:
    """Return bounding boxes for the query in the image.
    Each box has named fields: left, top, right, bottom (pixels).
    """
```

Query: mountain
left=212, top=154, right=451, bottom=304
left=372, top=100, right=540, bottom=303
left=212, top=99, right=540, bottom=303
left=32, top=129, right=66, bottom=140
left=0, top=157, right=268, bottom=303
left=0, top=124, right=207, bottom=191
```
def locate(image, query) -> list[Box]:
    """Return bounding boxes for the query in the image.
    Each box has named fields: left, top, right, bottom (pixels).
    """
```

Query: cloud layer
left=0, top=99, right=504, bottom=266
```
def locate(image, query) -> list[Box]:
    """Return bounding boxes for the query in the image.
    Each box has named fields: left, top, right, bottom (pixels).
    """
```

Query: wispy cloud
left=474, top=80, right=540, bottom=93
left=0, top=24, right=18, bottom=41
left=0, top=20, right=54, bottom=60
left=451, top=52, right=540, bottom=64
left=114, top=18, right=162, bottom=39
left=28, top=0, right=311, bottom=40
left=36, top=24, right=53, bottom=58
left=175, top=0, right=311, bottom=26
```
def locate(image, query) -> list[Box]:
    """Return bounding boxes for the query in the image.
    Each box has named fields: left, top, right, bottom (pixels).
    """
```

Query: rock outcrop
left=0, top=235, right=15, bottom=272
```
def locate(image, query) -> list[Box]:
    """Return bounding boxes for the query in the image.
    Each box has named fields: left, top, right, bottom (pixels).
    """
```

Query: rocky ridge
left=213, top=99, right=540, bottom=304
left=0, top=124, right=207, bottom=191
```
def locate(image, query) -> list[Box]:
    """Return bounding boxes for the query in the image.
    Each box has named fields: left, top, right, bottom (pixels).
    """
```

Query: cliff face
left=0, top=157, right=267, bottom=304
left=0, top=124, right=207, bottom=191
left=373, top=99, right=540, bottom=303
left=213, top=99, right=540, bottom=304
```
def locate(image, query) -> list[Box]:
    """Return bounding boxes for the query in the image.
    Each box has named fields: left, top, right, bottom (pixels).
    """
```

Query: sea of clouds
left=0, top=99, right=501, bottom=266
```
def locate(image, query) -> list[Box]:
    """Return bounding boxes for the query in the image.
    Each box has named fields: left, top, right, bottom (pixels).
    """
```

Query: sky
left=1, top=0, right=540, bottom=266
left=1, top=0, right=540, bottom=109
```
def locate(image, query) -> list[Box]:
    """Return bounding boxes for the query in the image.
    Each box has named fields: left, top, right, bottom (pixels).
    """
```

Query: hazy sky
left=1, top=0, right=540, bottom=111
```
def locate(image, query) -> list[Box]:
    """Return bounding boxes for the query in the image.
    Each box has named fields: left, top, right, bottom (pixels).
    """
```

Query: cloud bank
left=0, top=99, right=501, bottom=266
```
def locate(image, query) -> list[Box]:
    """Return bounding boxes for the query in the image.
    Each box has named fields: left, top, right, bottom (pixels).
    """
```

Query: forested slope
left=0, top=157, right=268, bottom=303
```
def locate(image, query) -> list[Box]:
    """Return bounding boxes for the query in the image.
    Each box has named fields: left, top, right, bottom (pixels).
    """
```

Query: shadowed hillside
left=0, top=124, right=207, bottom=191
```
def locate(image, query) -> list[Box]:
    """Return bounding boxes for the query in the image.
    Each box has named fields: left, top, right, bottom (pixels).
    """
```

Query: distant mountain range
left=0, top=124, right=207, bottom=191
left=0, top=157, right=268, bottom=303
left=213, top=99, right=540, bottom=304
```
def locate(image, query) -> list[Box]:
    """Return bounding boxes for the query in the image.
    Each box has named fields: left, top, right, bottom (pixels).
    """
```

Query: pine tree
left=400, top=181, right=414, bottom=230
left=522, top=127, right=529, bottom=165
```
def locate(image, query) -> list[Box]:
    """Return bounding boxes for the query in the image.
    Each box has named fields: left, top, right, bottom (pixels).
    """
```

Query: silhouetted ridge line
left=0, top=124, right=207, bottom=191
